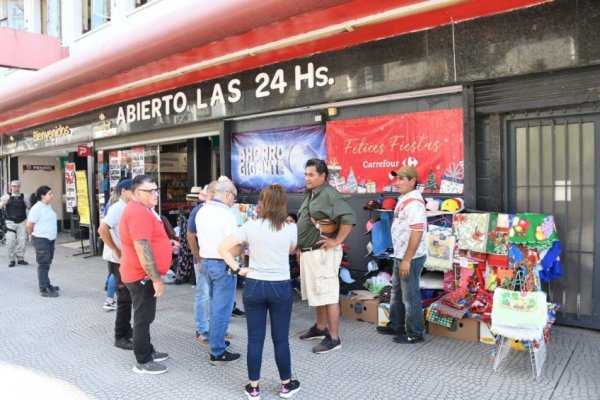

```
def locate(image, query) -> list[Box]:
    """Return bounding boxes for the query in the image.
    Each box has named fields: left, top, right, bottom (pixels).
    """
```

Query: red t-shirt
left=118, top=200, right=173, bottom=283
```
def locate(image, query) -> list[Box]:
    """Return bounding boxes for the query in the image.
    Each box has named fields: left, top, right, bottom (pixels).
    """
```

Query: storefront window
left=159, top=142, right=188, bottom=219
left=97, top=145, right=158, bottom=215
left=97, top=142, right=188, bottom=222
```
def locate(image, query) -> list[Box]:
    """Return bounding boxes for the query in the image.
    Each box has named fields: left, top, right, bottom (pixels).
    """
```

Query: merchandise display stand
left=492, top=269, right=548, bottom=379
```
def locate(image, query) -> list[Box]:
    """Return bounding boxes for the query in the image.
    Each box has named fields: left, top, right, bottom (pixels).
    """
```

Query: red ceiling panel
left=0, top=0, right=549, bottom=133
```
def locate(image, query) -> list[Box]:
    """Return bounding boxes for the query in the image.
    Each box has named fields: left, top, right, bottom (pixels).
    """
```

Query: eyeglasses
left=137, top=188, right=159, bottom=195
left=228, top=191, right=238, bottom=202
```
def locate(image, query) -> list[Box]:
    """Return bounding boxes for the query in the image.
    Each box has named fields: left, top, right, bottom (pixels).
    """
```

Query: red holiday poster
left=326, top=109, right=464, bottom=194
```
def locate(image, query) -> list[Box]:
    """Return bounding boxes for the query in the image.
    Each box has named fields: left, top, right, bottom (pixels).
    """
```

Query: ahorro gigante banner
left=231, top=125, right=326, bottom=193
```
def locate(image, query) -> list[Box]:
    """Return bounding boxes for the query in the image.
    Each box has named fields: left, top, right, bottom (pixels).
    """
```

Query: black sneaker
left=393, top=334, right=425, bottom=344
left=312, top=335, right=342, bottom=354
left=232, top=307, right=246, bottom=317
left=210, top=350, right=241, bottom=365
left=132, top=361, right=168, bottom=375
left=244, top=383, right=260, bottom=399
left=8, top=261, right=15, bottom=268
left=114, top=337, right=134, bottom=350
left=17, top=260, right=28, bottom=265
left=279, top=379, right=301, bottom=398
left=299, top=324, right=329, bottom=341
left=152, top=351, right=169, bottom=362
left=40, top=287, right=59, bottom=298
left=49, top=285, right=60, bottom=292
left=376, top=324, right=406, bottom=336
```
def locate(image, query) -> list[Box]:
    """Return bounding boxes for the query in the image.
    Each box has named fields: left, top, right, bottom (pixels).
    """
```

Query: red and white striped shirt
left=391, top=190, right=427, bottom=259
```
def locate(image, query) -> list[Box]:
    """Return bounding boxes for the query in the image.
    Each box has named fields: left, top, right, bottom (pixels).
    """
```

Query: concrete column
left=61, top=0, right=82, bottom=47
left=23, top=0, right=41, bottom=33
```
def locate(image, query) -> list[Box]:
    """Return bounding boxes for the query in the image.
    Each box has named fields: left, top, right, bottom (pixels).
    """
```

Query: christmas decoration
left=423, top=170, right=439, bottom=192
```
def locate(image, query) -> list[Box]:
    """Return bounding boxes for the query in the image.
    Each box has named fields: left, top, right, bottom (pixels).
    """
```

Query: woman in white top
left=218, top=184, right=300, bottom=400
left=26, top=186, right=58, bottom=298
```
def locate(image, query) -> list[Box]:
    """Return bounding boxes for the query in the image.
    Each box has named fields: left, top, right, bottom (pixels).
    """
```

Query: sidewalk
left=0, top=236, right=599, bottom=400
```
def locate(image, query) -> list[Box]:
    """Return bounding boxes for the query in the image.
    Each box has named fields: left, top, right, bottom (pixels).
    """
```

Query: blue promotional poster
left=231, top=125, right=326, bottom=192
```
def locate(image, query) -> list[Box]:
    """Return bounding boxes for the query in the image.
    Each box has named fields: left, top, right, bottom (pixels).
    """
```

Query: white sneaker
left=102, top=301, right=117, bottom=311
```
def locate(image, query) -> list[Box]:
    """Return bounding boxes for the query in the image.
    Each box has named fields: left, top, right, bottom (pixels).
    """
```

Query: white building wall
left=0, top=0, right=200, bottom=84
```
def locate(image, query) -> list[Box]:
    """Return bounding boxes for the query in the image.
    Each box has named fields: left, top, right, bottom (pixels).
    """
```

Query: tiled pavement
left=1, top=236, right=599, bottom=400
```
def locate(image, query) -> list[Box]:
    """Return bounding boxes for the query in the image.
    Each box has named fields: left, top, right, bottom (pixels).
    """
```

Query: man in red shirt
left=119, top=174, right=178, bottom=375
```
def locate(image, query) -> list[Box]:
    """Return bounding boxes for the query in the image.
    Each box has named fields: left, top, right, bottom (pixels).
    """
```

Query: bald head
left=213, top=179, right=237, bottom=206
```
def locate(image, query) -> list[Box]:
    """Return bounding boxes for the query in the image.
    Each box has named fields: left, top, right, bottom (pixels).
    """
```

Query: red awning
left=0, top=0, right=549, bottom=133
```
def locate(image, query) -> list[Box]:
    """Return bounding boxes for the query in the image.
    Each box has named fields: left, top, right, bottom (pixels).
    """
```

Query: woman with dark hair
left=26, top=185, right=59, bottom=298
left=218, top=184, right=300, bottom=399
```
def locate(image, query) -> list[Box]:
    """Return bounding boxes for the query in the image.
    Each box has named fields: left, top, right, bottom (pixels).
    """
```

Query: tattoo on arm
left=134, top=239, right=160, bottom=280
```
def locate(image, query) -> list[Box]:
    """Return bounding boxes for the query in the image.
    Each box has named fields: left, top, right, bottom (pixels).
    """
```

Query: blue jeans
left=243, top=278, right=293, bottom=381
left=204, top=259, right=236, bottom=356
left=193, top=262, right=210, bottom=335
left=32, top=236, right=55, bottom=290
left=106, top=272, right=116, bottom=299
left=389, top=256, right=425, bottom=337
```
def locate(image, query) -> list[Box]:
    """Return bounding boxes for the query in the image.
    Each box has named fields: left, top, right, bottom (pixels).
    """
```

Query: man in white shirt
left=195, top=179, right=241, bottom=364
left=97, top=179, right=134, bottom=350
left=377, top=166, right=427, bottom=344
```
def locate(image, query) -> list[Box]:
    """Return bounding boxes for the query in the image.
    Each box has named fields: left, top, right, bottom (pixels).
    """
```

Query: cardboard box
left=427, top=318, right=479, bottom=342
left=378, top=303, right=390, bottom=326
left=340, top=295, right=379, bottom=324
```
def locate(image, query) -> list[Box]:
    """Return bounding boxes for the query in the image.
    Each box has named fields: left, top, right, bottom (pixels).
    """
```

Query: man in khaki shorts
left=297, top=159, right=355, bottom=354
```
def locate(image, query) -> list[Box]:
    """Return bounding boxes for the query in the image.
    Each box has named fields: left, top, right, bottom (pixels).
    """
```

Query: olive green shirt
left=297, top=182, right=356, bottom=249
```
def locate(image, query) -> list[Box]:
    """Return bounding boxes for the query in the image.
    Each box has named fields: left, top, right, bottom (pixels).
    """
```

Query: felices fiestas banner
left=232, top=125, right=326, bottom=193
left=326, top=109, right=464, bottom=194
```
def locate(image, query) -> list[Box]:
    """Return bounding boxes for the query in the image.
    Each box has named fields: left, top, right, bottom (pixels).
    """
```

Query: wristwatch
left=232, top=267, right=241, bottom=275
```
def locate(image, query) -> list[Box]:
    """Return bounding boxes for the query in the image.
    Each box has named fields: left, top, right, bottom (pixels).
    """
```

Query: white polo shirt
left=195, top=199, right=237, bottom=259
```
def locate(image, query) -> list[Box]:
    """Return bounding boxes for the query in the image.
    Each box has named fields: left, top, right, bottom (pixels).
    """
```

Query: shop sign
left=64, top=162, right=77, bottom=212
left=77, top=145, right=91, bottom=157
left=326, top=109, right=464, bottom=194
left=32, top=125, right=72, bottom=142
left=231, top=125, right=326, bottom=193
left=93, top=120, right=117, bottom=139
left=23, top=164, right=55, bottom=172
left=113, top=62, right=334, bottom=127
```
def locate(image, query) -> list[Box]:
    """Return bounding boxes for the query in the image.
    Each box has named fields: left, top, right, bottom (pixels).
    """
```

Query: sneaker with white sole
left=299, top=324, right=329, bottom=341
left=312, top=335, right=342, bottom=354
left=210, top=350, right=240, bottom=365
left=102, top=301, right=117, bottom=311
left=279, top=379, right=300, bottom=398
left=152, top=351, right=169, bottom=362
left=195, top=332, right=209, bottom=344
left=132, top=361, right=168, bottom=375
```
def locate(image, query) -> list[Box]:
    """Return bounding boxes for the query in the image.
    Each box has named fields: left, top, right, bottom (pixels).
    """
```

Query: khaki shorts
left=300, top=246, right=343, bottom=307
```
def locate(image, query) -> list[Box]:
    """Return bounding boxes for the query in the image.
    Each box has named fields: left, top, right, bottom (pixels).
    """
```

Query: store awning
left=0, top=0, right=549, bottom=133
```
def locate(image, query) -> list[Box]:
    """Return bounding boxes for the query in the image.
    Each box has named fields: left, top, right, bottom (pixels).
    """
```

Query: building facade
left=1, top=0, right=599, bottom=329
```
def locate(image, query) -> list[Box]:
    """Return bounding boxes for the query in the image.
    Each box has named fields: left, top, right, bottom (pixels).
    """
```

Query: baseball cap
left=364, top=218, right=375, bottom=235
left=362, top=199, right=382, bottom=210
left=339, top=267, right=356, bottom=284
left=389, top=166, right=418, bottom=180
left=116, top=179, right=132, bottom=191
left=381, top=198, right=397, bottom=210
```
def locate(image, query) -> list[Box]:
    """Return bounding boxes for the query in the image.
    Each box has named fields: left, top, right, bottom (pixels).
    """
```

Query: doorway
left=506, top=113, right=599, bottom=329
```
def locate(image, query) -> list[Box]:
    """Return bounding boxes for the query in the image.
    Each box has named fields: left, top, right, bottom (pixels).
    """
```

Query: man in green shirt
left=297, top=159, right=356, bottom=354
